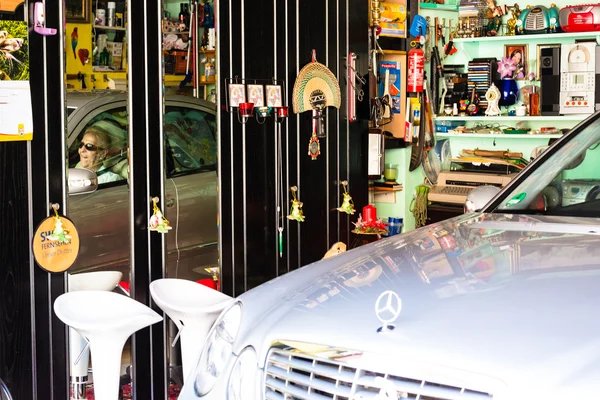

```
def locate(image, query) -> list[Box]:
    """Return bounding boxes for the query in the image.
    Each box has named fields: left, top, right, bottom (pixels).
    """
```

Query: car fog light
left=193, top=301, right=243, bottom=396
left=228, top=346, right=258, bottom=400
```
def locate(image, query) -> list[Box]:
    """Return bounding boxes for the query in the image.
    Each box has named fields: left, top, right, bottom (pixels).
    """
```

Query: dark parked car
left=66, top=91, right=218, bottom=282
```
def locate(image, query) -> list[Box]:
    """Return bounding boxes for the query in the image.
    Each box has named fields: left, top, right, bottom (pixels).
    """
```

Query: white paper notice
left=0, top=81, right=33, bottom=141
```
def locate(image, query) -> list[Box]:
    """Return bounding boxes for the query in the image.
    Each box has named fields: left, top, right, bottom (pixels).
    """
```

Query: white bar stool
left=67, top=271, right=123, bottom=400
left=149, top=278, right=233, bottom=382
left=0, top=378, right=13, bottom=400
left=54, top=290, right=162, bottom=400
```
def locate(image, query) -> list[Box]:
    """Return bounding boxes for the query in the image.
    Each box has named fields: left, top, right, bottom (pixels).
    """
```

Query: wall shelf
left=453, top=31, right=600, bottom=44
left=419, top=2, right=458, bottom=11
left=436, top=132, right=563, bottom=139
left=433, top=115, right=588, bottom=122
left=93, top=25, right=127, bottom=31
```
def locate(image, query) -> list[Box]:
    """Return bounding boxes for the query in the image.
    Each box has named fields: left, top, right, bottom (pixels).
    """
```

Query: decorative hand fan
left=292, top=50, right=342, bottom=159
left=292, top=50, right=341, bottom=114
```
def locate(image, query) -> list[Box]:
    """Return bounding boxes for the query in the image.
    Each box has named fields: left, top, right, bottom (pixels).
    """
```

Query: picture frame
left=65, top=0, right=91, bottom=23
left=266, top=85, right=282, bottom=107
left=228, top=84, right=246, bottom=108
left=247, top=84, right=264, bottom=107
left=504, top=44, right=528, bottom=80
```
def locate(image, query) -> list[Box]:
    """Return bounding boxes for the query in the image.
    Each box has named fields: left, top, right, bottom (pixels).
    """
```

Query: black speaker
left=540, top=47, right=560, bottom=116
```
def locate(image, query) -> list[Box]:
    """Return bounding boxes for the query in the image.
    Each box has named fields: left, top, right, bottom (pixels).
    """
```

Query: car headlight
left=228, top=346, right=258, bottom=400
left=193, top=301, right=243, bottom=396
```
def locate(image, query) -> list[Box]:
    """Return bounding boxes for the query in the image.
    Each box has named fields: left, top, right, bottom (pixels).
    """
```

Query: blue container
left=395, top=218, right=403, bottom=235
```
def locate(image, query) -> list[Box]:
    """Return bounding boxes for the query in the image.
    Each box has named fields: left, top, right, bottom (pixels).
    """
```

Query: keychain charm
left=48, top=205, right=72, bottom=244
left=337, top=180, right=356, bottom=214
left=287, top=186, right=305, bottom=222
left=149, top=197, right=172, bottom=233
left=308, top=131, right=320, bottom=160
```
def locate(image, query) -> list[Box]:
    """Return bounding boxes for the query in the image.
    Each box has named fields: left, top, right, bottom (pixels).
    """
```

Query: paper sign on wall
left=0, top=81, right=33, bottom=141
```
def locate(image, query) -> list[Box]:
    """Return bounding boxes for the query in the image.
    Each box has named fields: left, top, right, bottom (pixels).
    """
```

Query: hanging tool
left=77, top=72, right=86, bottom=90
left=382, top=69, right=391, bottom=119
left=409, top=90, right=426, bottom=171
left=429, top=46, right=439, bottom=115
left=179, top=2, right=195, bottom=88
left=443, top=20, right=457, bottom=59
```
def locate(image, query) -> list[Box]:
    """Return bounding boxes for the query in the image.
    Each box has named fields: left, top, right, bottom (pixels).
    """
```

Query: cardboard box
left=379, top=61, right=402, bottom=115
left=106, top=42, right=124, bottom=70
left=379, top=1, right=407, bottom=38
left=381, top=52, right=407, bottom=139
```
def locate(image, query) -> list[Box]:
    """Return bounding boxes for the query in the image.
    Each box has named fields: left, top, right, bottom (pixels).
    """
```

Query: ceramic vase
left=498, top=78, right=518, bottom=107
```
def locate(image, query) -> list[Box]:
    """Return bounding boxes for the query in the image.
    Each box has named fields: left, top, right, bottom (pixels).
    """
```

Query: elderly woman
left=78, top=126, right=122, bottom=184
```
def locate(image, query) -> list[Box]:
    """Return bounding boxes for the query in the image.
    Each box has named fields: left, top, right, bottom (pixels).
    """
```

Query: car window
left=492, top=115, right=600, bottom=217
left=68, top=106, right=129, bottom=185
left=164, top=105, right=217, bottom=177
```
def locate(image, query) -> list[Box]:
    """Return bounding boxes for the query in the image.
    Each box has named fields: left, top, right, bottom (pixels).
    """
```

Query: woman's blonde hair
left=84, top=125, right=113, bottom=150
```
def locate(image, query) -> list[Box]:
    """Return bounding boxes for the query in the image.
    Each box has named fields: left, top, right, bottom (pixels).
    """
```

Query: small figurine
left=48, top=216, right=72, bottom=244
left=336, top=181, right=356, bottom=215
left=506, top=4, right=521, bottom=36
left=287, top=186, right=305, bottom=222
left=486, top=0, right=508, bottom=36
left=148, top=197, right=172, bottom=233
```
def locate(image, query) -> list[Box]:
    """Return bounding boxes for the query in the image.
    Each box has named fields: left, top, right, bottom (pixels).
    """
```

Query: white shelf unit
left=434, top=115, right=588, bottom=122
left=436, top=132, right=563, bottom=139
left=453, top=32, right=600, bottom=44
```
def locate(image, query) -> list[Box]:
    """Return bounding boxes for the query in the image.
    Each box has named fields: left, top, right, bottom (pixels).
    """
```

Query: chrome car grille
left=265, top=349, right=493, bottom=400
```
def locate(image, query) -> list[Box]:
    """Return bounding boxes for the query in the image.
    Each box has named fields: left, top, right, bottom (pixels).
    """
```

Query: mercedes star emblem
left=375, top=290, right=402, bottom=333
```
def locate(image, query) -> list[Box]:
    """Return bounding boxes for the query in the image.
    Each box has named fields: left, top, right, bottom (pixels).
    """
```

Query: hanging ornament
left=48, top=206, right=73, bottom=244
left=292, top=49, right=341, bottom=156
left=336, top=180, right=355, bottom=214
left=308, top=131, right=321, bottom=160
left=148, top=197, right=172, bottom=233
left=287, top=186, right=305, bottom=222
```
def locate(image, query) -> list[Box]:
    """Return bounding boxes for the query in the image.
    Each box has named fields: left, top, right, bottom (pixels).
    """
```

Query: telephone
left=34, top=2, right=57, bottom=36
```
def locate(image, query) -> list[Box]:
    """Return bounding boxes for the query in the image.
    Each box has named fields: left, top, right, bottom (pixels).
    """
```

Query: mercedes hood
left=234, top=213, right=600, bottom=396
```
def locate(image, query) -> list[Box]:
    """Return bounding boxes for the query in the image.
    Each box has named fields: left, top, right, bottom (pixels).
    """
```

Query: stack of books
left=372, top=181, right=404, bottom=191
left=467, top=58, right=499, bottom=114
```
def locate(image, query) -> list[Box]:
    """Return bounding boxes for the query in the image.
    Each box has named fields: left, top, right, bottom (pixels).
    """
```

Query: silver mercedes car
left=66, top=91, right=218, bottom=282
left=179, top=109, right=600, bottom=400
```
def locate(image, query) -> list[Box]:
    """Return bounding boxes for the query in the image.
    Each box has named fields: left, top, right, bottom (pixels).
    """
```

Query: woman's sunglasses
left=79, top=142, right=102, bottom=151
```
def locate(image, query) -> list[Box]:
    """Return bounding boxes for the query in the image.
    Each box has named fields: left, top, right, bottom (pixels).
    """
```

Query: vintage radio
left=559, top=4, right=600, bottom=32
left=560, top=42, right=596, bottom=114
left=517, top=4, right=561, bottom=34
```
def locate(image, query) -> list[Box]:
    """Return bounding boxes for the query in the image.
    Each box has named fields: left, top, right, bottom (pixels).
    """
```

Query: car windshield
left=489, top=113, right=600, bottom=218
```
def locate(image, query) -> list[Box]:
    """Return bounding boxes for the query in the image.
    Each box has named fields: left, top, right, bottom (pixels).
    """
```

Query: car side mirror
left=464, top=185, right=501, bottom=213
left=68, top=168, right=98, bottom=195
